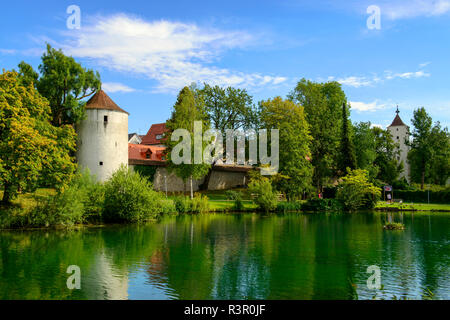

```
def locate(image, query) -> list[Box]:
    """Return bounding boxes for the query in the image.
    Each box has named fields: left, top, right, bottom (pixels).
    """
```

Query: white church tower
left=387, top=106, right=410, bottom=182
left=76, top=89, right=129, bottom=181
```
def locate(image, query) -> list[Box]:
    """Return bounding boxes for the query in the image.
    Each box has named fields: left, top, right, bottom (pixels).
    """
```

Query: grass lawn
left=375, top=201, right=450, bottom=212
left=207, top=199, right=257, bottom=212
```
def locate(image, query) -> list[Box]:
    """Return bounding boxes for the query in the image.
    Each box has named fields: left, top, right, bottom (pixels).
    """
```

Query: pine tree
left=338, top=102, right=357, bottom=175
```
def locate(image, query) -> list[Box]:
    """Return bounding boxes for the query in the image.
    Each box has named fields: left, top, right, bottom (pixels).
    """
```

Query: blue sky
left=1, top=0, right=450, bottom=133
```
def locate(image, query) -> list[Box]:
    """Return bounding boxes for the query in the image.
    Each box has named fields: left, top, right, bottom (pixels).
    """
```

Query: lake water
left=0, top=212, right=448, bottom=300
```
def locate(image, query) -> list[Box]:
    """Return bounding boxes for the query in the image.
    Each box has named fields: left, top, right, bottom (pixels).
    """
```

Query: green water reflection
left=0, top=212, right=448, bottom=300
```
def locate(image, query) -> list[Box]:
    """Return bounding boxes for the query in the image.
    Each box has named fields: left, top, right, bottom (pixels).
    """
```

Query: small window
left=104, top=115, right=108, bottom=122
left=99, top=161, right=103, bottom=166
left=156, top=134, right=163, bottom=140
left=397, top=136, right=399, bottom=140
left=396, top=128, right=399, bottom=131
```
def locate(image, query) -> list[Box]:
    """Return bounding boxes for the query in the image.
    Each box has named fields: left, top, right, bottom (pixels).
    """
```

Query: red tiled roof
left=141, top=123, right=168, bottom=145
left=388, top=114, right=406, bottom=127
left=85, top=89, right=129, bottom=114
left=128, top=144, right=166, bottom=162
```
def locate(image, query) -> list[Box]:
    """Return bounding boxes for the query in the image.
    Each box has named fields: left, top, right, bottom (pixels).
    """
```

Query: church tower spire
left=387, top=106, right=410, bottom=182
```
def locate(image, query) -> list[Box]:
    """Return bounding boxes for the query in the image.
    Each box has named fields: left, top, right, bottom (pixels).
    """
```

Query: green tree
left=198, top=83, right=257, bottom=132
left=372, top=126, right=402, bottom=184
left=248, top=177, right=278, bottom=212
left=338, top=102, right=356, bottom=174
left=0, top=71, right=77, bottom=204
left=17, top=44, right=101, bottom=126
left=336, top=169, right=381, bottom=211
left=407, top=107, right=433, bottom=189
left=166, top=86, right=211, bottom=199
left=409, top=117, right=449, bottom=186
left=428, top=123, right=450, bottom=185
left=288, top=78, right=347, bottom=191
left=259, top=97, right=313, bottom=199
left=353, top=122, right=378, bottom=178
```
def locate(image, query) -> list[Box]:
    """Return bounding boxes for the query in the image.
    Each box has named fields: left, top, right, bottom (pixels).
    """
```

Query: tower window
left=397, top=136, right=399, bottom=140
left=99, top=161, right=103, bottom=166
left=104, top=115, right=108, bottom=122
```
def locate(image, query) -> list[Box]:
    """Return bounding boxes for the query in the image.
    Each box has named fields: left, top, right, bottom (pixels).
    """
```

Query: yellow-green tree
left=0, top=71, right=76, bottom=204
left=336, top=169, right=381, bottom=211
left=259, top=97, right=313, bottom=199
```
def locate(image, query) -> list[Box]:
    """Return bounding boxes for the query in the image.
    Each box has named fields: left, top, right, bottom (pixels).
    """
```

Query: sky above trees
left=1, top=0, right=449, bottom=133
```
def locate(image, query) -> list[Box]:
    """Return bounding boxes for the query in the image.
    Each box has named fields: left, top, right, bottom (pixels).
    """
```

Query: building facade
left=76, top=90, right=129, bottom=182
left=387, top=107, right=410, bottom=182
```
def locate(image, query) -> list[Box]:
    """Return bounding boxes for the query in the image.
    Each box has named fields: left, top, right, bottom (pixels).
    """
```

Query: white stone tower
left=387, top=106, right=410, bottom=182
left=76, top=89, right=129, bottom=182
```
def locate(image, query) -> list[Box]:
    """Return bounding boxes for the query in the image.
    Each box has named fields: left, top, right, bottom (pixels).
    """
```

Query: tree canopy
left=17, top=44, right=101, bottom=126
left=0, top=71, right=77, bottom=204
left=166, top=86, right=211, bottom=198
left=408, top=108, right=449, bottom=188
left=259, top=97, right=313, bottom=199
left=288, top=78, right=347, bottom=191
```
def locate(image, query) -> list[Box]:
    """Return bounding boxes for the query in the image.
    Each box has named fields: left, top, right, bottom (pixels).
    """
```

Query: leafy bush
left=0, top=170, right=103, bottom=228
left=383, top=222, right=405, bottom=230
left=190, top=194, right=210, bottom=213
left=174, top=196, right=190, bottom=213
left=248, top=178, right=278, bottom=212
left=301, top=199, right=343, bottom=212
left=276, top=201, right=303, bottom=212
left=225, top=190, right=241, bottom=200
left=103, top=166, right=164, bottom=222
left=336, top=169, right=381, bottom=211
left=173, top=194, right=210, bottom=213
left=159, top=199, right=177, bottom=214
left=225, top=190, right=245, bottom=211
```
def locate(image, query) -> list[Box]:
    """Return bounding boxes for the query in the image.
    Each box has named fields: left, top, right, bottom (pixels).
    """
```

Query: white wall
left=76, top=109, right=128, bottom=182
left=388, top=125, right=410, bottom=181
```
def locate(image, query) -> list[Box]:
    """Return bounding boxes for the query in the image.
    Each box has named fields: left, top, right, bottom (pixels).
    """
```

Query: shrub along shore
left=0, top=167, right=449, bottom=230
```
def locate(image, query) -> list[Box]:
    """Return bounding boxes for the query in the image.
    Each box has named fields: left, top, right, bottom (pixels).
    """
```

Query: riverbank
left=375, top=202, right=450, bottom=212
left=2, top=188, right=449, bottom=230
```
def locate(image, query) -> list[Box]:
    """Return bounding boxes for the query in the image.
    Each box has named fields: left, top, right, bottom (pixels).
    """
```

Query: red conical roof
left=85, top=89, right=129, bottom=114
left=389, top=114, right=406, bottom=127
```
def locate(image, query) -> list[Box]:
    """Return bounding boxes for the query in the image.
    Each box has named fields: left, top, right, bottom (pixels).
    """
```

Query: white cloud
left=336, top=76, right=375, bottom=88
left=419, top=61, right=431, bottom=68
left=331, top=66, right=430, bottom=88
left=0, top=49, right=16, bottom=54
left=385, top=70, right=430, bottom=80
left=52, top=14, right=286, bottom=92
left=370, top=123, right=384, bottom=129
left=102, top=82, right=136, bottom=93
left=349, top=100, right=387, bottom=112
left=383, top=0, right=450, bottom=20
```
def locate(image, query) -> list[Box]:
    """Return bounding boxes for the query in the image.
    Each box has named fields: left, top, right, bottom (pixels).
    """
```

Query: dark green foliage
left=301, top=199, right=343, bottom=212
left=276, top=201, right=303, bottom=212
left=225, top=190, right=241, bottom=200
left=338, top=103, right=356, bottom=174
left=288, top=79, right=347, bottom=191
left=133, top=165, right=158, bottom=182
left=392, top=189, right=449, bottom=204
